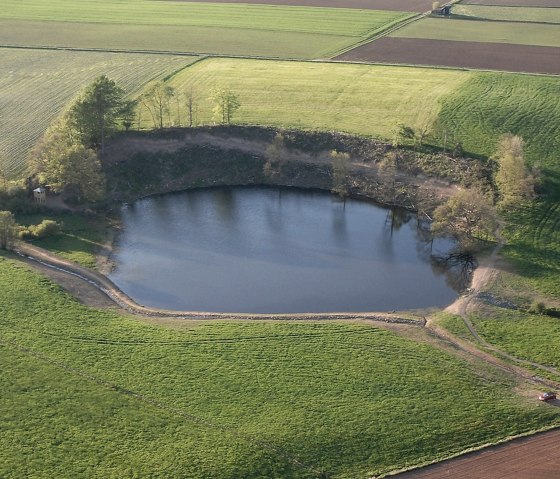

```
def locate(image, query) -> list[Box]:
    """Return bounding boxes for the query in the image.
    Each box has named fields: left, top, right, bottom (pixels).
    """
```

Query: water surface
left=110, top=187, right=460, bottom=313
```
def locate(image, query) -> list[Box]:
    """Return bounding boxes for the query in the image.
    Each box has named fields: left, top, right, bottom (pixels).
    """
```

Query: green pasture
left=151, top=58, right=471, bottom=138
left=0, top=257, right=558, bottom=478
left=0, top=20, right=353, bottom=59
left=470, top=307, right=560, bottom=370
left=435, top=72, right=560, bottom=175
left=500, top=201, right=560, bottom=299
left=16, top=213, right=107, bottom=269
left=0, top=1, right=411, bottom=58
left=452, top=4, right=560, bottom=24
left=0, top=48, right=197, bottom=178
left=391, top=17, right=560, bottom=47
left=0, top=0, right=407, bottom=35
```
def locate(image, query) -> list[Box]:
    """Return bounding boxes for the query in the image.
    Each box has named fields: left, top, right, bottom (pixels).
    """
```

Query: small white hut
left=33, top=187, right=47, bottom=204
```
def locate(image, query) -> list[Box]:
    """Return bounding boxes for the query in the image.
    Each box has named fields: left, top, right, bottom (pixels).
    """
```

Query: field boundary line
left=330, top=0, right=461, bottom=58
left=2, top=44, right=559, bottom=78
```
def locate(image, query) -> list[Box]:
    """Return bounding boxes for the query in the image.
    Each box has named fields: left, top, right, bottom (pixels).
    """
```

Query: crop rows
left=0, top=48, right=196, bottom=177
left=436, top=72, right=560, bottom=173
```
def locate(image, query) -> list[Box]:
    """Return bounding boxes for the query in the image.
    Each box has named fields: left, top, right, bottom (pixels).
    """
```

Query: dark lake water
left=109, top=187, right=461, bottom=313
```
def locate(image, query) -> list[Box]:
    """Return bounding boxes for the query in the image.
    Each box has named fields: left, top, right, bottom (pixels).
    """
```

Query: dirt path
left=443, top=233, right=560, bottom=386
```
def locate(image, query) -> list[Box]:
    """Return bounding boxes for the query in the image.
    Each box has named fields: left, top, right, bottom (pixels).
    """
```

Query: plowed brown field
left=166, top=0, right=433, bottom=12
left=392, top=428, right=560, bottom=478
left=335, top=38, right=560, bottom=74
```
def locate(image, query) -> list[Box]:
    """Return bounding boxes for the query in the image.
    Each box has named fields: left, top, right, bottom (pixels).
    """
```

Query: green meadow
left=435, top=72, right=560, bottom=173
left=0, top=1, right=411, bottom=58
left=452, top=4, right=560, bottom=24
left=156, top=58, right=472, bottom=137
left=391, top=17, right=560, bottom=47
left=470, top=307, right=560, bottom=371
left=1, top=257, right=558, bottom=478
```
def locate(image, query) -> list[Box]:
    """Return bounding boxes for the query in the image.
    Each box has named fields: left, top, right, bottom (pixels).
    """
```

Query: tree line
left=0, top=75, right=540, bottom=254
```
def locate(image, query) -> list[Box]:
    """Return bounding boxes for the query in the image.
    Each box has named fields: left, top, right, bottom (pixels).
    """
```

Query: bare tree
left=263, top=133, right=287, bottom=179
left=142, top=82, right=176, bottom=129
left=432, top=188, right=498, bottom=251
left=184, top=88, right=198, bottom=128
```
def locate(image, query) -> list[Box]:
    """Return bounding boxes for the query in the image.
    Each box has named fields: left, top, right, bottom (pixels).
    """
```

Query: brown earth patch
left=162, top=0, right=434, bottom=12
left=463, top=0, right=559, bottom=6
left=390, top=428, right=560, bottom=478
left=335, top=37, right=560, bottom=75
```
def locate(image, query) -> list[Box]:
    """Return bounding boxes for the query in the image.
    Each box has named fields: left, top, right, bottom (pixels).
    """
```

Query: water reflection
left=110, top=186, right=461, bottom=313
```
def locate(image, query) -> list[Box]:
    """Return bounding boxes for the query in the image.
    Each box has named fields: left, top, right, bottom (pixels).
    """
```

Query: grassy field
left=151, top=58, right=472, bottom=137
left=0, top=256, right=558, bottom=478
left=390, top=17, right=560, bottom=47
left=500, top=201, right=560, bottom=299
left=435, top=72, right=560, bottom=175
left=470, top=307, right=560, bottom=370
left=0, top=1, right=411, bottom=58
left=451, top=4, right=560, bottom=23
left=0, top=48, right=197, bottom=178
left=16, top=213, right=107, bottom=269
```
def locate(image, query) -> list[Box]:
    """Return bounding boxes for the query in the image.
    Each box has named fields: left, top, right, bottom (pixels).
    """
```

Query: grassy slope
left=501, top=202, right=560, bottom=299
left=436, top=72, right=560, bottom=298
left=0, top=48, right=197, bottom=177
left=0, top=1, right=410, bottom=58
left=435, top=72, right=560, bottom=172
left=452, top=4, right=560, bottom=23
left=1, top=257, right=558, bottom=478
left=390, top=17, right=560, bottom=47
left=470, top=308, right=560, bottom=370
left=157, top=58, right=471, bottom=137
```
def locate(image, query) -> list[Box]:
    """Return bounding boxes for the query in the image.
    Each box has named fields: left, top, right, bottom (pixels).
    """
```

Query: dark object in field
left=538, top=392, right=557, bottom=402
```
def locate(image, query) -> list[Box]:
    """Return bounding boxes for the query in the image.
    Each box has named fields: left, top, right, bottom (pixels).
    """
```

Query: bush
left=20, top=220, right=62, bottom=240
left=528, top=300, right=547, bottom=315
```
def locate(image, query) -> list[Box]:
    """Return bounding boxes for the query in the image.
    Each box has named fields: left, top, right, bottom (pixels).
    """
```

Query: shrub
left=20, top=220, right=62, bottom=240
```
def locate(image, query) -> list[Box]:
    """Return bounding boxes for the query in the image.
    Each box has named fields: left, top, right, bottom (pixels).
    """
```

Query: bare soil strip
left=389, top=428, right=560, bottom=478
left=463, top=0, right=559, bottom=6
left=334, top=38, right=560, bottom=75
left=163, top=0, right=434, bottom=12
